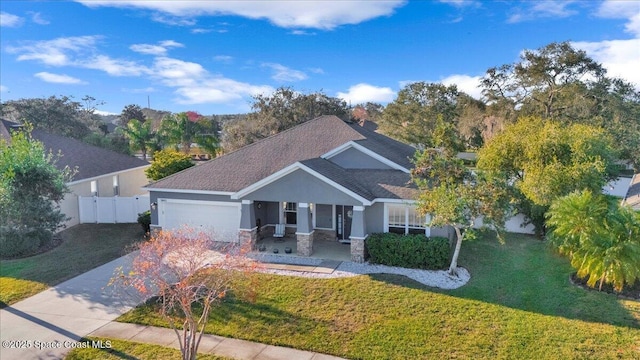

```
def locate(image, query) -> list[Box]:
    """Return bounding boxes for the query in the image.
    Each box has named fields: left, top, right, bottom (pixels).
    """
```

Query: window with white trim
left=387, top=204, right=426, bottom=235
left=284, top=202, right=297, bottom=225
left=90, top=180, right=98, bottom=196
left=112, top=175, right=119, bottom=196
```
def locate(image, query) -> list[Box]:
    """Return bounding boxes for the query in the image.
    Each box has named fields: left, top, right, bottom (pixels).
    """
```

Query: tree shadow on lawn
left=126, top=295, right=342, bottom=355
left=369, top=233, right=640, bottom=329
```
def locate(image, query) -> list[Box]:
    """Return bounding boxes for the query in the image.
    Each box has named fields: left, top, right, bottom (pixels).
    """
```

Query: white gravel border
left=251, top=254, right=470, bottom=290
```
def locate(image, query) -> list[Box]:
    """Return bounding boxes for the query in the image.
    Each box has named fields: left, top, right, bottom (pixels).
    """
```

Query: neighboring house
left=1, top=119, right=150, bottom=228
left=623, top=173, right=640, bottom=210
left=146, top=115, right=451, bottom=262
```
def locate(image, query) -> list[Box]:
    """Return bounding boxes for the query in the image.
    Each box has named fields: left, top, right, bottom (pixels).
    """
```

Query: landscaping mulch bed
left=571, top=273, right=640, bottom=301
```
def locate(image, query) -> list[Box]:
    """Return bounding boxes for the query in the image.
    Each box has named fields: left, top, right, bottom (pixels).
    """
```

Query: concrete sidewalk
left=89, top=321, right=345, bottom=360
left=0, top=253, right=347, bottom=359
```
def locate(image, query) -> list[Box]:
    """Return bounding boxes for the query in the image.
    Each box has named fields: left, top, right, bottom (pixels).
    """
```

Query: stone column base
left=239, top=228, right=258, bottom=250
left=350, top=237, right=366, bottom=263
left=296, top=231, right=314, bottom=256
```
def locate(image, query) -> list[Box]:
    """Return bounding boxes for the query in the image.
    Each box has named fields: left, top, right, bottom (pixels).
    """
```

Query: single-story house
left=1, top=119, right=150, bottom=228
left=146, top=115, right=450, bottom=262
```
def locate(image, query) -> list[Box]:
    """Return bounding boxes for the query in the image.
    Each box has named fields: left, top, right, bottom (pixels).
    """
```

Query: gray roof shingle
left=1, top=119, right=149, bottom=182
left=147, top=115, right=417, bottom=197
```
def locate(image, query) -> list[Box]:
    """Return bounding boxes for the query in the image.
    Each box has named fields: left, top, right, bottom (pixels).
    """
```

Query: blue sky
left=1, top=1, right=638, bottom=115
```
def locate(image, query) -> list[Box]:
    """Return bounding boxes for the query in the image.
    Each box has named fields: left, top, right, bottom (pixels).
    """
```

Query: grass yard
left=0, top=224, right=144, bottom=307
left=65, top=337, right=230, bottom=360
left=118, top=232, right=640, bottom=359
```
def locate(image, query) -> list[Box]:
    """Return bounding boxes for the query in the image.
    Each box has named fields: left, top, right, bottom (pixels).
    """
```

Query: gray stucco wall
left=365, top=202, right=385, bottom=233
left=241, top=169, right=364, bottom=206
left=149, top=191, right=238, bottom=225
left=328, top=147, right=393, bottom=170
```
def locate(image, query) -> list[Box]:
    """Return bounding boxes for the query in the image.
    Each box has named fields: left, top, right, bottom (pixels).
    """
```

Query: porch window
left=387, top=204, right=426, bottom=235
left=284, top=202, right=297, bottom=225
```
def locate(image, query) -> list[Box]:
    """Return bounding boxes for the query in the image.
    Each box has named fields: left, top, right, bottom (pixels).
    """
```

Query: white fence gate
left=79, top=195, right=150, bottom=224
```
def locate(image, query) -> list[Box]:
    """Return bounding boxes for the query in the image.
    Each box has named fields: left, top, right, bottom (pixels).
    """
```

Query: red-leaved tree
left=111, top=228, right=259, bottom=360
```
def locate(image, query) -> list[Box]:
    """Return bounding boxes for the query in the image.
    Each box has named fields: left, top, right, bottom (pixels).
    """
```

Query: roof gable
left=321, top=141, right=409, bottom=172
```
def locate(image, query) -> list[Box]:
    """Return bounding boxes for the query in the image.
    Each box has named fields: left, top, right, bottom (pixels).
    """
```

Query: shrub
left=137, top=210, right=151, bottom=234
left=0, top=226, right=51, bottom=258
left=366, top=233, right=450, bottom=270
left=145, top=149, right=194, bottom=181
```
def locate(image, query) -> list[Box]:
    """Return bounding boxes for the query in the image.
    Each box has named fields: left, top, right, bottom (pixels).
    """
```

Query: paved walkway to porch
left=262, top=259, right=342, bottom=274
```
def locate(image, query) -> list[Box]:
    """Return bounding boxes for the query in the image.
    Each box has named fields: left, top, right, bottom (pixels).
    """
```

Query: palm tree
left=121, top=119, right=155, bottom=160
left=547, top=190, right=640, bottom=291
left=160, top=112, right=219, bottom=157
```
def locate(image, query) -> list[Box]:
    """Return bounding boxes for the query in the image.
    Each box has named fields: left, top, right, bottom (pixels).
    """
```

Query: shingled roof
left=624, top=173, right=640, bottom=210
left=147, top=115, right=417, bottom=200
left=1, top=119, right=148, bottom=182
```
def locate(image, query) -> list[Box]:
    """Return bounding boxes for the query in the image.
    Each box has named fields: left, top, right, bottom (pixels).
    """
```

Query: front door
left=336, top=205, right=353, bottom=241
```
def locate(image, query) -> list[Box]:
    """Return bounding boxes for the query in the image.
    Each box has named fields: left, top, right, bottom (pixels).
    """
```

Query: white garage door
left=159, top=199, right=241, bottom=241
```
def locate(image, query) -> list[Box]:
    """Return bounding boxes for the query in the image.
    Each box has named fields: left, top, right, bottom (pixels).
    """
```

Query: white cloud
left=573, top=1, right=640, bottom=88
left=214, top=55, right=234, bottom=63
left=398, top=77, right=483, bottom=98
left=174, top=79, right=274, bottom=104
left=129, top=44, right=167, bottom=55
left=123, top=87, right=156, bottom=94
left=290, top=30, right=316, bottom=36
left=8, top=36, right=150, bottom=77
left=191, top=28, right=212, bottom=34
left=150, top=13, right=196, bottom=26
left=507, top=1, right=578, bottom=23
left=130, top=40, right=183, bottom=55
left=29, top=12, right=50, bottom=25
left=7, top=35, right=101, bottom=66
left=34, top=72, right=86, bottom=84
left=597, top=0, right=640, bottom=36
left=337, top=83, right=396, bottom=104
left=573, top=39, right=640, bottom=87
left=440, top=74, right=483, bottom=99
left=7, top=35, right=275, bottom=107
left=94, top=109, right=118, bottom=116
left=159, top=40, right=183, bottom=48
left=153, top=57, right=207, bottom=87
left=262, top=63, right=308, bottom=82
left=1, top=12, right=24, bottom=27
left=308, top=67, right=325, bottom=75
left=76, top=1, right=407, bottom=30
left=438, top=0, right=480, bottom=8
left=0, top=85, right=8, bottom=93
left=84, top=55, right=150, bottom=76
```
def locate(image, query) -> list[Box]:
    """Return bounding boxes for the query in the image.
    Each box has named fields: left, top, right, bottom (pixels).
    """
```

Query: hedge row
left=366, top=233, right=450, bottom=270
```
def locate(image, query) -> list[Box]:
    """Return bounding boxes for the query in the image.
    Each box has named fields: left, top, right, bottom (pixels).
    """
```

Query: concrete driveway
left=0, top=253, right=141, bottom=359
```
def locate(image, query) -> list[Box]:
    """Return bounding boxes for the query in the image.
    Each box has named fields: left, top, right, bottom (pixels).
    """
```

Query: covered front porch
left=254, top=234, right=353, bottom=262
left=238, top=200, right=368, bottom=262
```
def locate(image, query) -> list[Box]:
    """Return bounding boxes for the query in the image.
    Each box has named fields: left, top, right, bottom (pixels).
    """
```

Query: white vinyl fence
left=79, top=195, right=150, bottom=224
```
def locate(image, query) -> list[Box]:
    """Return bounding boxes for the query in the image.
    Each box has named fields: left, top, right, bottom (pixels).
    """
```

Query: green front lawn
left=0, top=224, right=144, bottom=306
left=66, top=337, right=230, bottom=360
left=118, top=233, right=640, bottom=359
